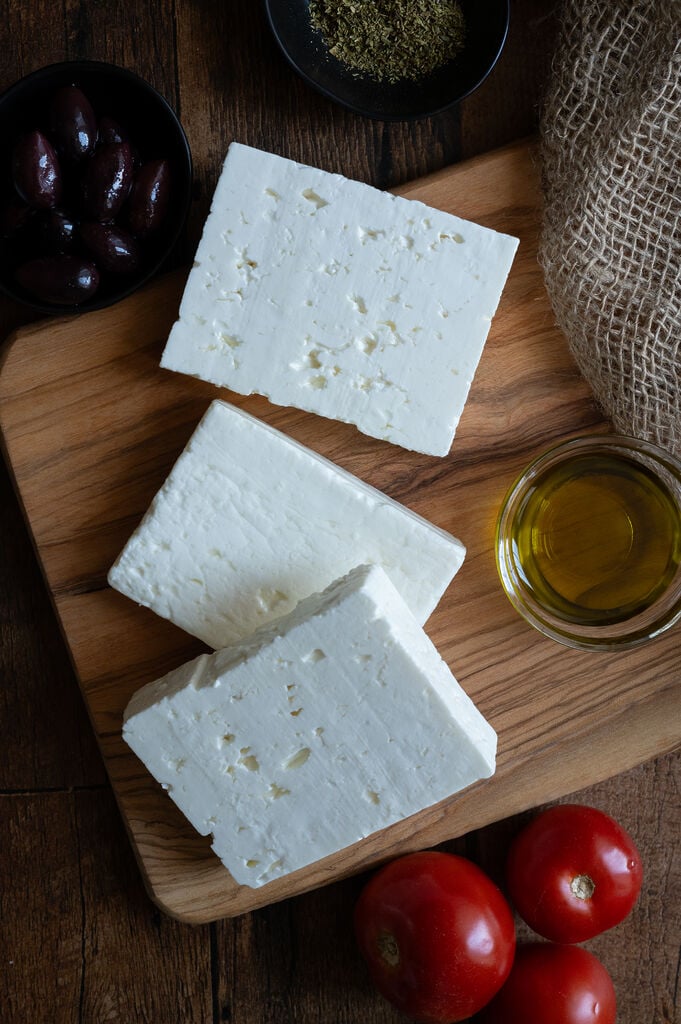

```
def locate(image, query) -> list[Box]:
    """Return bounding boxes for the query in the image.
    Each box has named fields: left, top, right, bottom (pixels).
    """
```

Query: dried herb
left=309, top=0, right=466, bottom=85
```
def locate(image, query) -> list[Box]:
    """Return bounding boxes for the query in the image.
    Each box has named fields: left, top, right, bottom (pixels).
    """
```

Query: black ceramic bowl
left=265, top=0, right=510, bottom=121
left=0, top=61, right=192, bottom=315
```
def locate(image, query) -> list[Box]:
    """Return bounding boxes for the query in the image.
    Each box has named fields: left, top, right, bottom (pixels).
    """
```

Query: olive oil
left=513, top=452, right=681, bottom=626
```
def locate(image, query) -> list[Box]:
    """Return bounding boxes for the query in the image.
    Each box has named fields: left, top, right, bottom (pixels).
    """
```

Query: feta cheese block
left=108, top=400, right=465, bottom=649
left=160, top=142, right=519, bottom=456
left=123, top=564, right=497, bottom=888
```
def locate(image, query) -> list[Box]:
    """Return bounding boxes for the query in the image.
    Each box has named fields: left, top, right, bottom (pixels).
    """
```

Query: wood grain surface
left=1, top=1, right=679, bottom=1021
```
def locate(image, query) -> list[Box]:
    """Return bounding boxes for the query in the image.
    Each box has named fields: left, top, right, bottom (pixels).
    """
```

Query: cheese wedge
left=123, top=564, right=496, bottom=887
left=108, top=400, right=465, bottom=648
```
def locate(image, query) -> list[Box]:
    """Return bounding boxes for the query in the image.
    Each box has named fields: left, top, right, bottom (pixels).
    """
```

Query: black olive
left=12, top=130, right=62, bottom=209
left=48, top=85, right=97, bottom=162
left=81, top=141, right=134, bottom=221
left=126, top=158, right=171, bottom=237
left=15, top=255, right=100, bottom=305
left=80, top=221, right=141, bottom=274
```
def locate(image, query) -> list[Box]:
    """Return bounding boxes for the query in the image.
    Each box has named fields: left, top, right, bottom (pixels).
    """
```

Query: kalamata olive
left=32, top=210, right=78, bottom=255
left=12, top=130, right=62, bottom=209
left=15, top=255, right=99, bottom=305
left=48, top=85, right=97, bottom=162
left=80, top=221, right=141, bottom=274
left=97, top=115, right=127, bottom=146
left=81, top=141, right=134, bottom=220
left=126, top=158, right=171, bottom=237
left=6, top=209, right=76, bottom=265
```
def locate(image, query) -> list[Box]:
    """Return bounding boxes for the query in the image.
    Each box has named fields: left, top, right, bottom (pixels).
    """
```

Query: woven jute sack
left=539, top=0, right=681, bottom=457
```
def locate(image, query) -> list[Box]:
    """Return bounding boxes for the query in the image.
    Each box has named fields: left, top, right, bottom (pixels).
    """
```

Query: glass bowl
left=496, top=434, right=681, bottom=651
left=0, top=60, right=192, bottom=315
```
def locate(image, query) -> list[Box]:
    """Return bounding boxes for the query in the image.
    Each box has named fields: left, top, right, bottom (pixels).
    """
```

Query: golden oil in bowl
left=516, top=451, right=681, bottom=625
left=496, top=435, right=681, bottom=650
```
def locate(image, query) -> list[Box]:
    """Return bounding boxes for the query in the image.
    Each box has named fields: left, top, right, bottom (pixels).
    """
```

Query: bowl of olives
left=0, top=61, right=192, bottom=314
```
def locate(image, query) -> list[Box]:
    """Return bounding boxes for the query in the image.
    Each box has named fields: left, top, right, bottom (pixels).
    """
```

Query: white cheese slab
left=123, top=564, right=496, bottom=888
left=108, top=400, right=465, bottom=648
left=160, top=142, right=519, bottom=456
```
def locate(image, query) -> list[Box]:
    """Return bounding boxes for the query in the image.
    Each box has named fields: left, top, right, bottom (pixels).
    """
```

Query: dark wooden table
left=1, top=2, right=678, bottom=1022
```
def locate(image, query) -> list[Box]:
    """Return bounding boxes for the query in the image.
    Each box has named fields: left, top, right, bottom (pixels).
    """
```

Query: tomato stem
left=377, top=930, right=400, bottom=967
left=570, top=873, right=596, bottom=900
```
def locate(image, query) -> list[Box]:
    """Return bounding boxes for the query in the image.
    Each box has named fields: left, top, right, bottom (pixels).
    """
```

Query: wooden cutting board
left=1, top=140, right=679, bottom=923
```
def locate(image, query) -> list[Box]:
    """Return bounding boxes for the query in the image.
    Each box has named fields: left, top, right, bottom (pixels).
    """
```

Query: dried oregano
left=309, top=0, right=466, bottom=84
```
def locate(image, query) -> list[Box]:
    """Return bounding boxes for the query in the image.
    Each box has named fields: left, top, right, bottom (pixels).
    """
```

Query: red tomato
left=478, top=942, right=617, bottom=1024
left=354, top=850, right=515, bottom=1023
left=506, top=804, right=643, bottom=943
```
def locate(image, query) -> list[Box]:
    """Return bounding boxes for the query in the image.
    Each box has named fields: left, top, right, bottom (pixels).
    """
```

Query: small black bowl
left=0, top=61, right=192, bottom=315
left=265, top=0, right=510, bottom=121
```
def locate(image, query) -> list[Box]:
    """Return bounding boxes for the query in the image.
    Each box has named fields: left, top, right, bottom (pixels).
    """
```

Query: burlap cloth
left=539, top=0, right=681, bottom=457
